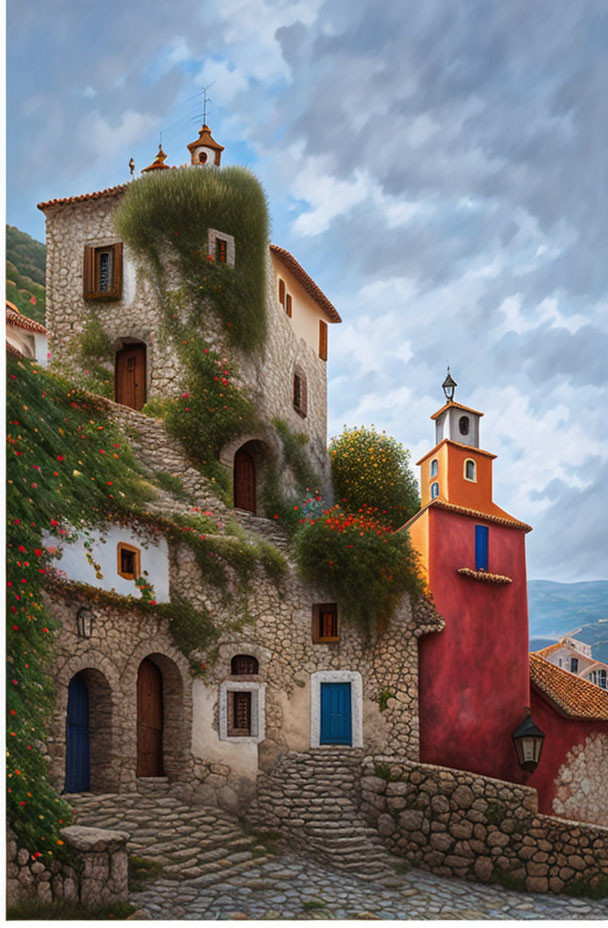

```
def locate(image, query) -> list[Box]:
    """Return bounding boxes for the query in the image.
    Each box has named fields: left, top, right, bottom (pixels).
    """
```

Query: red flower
left=57, top=455, right=64, bottom=461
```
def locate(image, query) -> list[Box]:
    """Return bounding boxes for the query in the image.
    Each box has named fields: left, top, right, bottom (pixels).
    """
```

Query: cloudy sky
left=7, top=0, right=608, bottom=581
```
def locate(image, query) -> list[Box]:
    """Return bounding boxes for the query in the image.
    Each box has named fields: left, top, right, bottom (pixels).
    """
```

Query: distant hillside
left=6, top=225, right=46, bottom=324
left=528, top=579, right=608, bottom=663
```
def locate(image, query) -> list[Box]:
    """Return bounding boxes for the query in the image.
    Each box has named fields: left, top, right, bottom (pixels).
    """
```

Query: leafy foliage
left=6, top=225, right=46, bottom=325
left=64, top=315, right=114, bottom=398
left=6, top=355, right=152, bottom=858
left=262, top=420, right=323, bottom=533
left=330, top=426, right=419, bottom=529
left=293, top=504, right=423, bottom=635
left=114, top=166, right=269, bottom=352
left=7, top=898, right=136, bottom=920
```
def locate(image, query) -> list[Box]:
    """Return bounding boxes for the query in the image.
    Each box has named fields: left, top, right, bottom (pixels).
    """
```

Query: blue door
left=65, top=674, right=90, bottom=792
left=320, top=682, right=352, bottom=745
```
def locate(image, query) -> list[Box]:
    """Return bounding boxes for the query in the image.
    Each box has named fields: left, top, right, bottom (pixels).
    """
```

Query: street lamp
left=442, top=366, right=457, bottom=403
left=76, top=607, right=95, bottom=639
left=512, top=707, right=545, bottom=773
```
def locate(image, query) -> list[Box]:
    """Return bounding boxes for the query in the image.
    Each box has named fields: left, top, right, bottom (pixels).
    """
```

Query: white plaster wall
left=43, top=524, right=170, bottom=601
left=270, top=252, right=331, bottom=356
left=191, top=679, right=259, bottom=779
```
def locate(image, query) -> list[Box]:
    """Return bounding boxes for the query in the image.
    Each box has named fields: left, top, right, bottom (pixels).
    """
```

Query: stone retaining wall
left=360, top=756, right=608, bottom=894
left=6, top=825, right=128, bottom=910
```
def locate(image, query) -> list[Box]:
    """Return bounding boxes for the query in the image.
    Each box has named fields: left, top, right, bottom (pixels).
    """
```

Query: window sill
left=314, top=637, right=340, bottom=644
left=457, top=568, right=512, bottom=585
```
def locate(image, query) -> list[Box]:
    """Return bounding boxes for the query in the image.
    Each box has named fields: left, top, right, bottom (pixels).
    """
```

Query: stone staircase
left=69, top=779, right=275, bottom=888
left=247, top=748, right=396, bottom=880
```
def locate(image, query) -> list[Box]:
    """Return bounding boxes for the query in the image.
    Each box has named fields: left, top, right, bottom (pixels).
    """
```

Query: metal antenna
left=201, top=83, right=215, bottom=124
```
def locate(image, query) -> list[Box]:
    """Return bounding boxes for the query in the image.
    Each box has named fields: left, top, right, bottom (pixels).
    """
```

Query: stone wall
left=552, top=733, right=608, bottom=826
left=6, top=825, right=128, bottom=909
left=42, top=193, right=331, bottom=493
left=360, top=756, right=608, bottom=894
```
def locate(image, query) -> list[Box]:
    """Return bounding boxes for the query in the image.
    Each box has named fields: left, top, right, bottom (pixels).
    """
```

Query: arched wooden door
left=65, top=673, right=90, bottom=792
left=137, top=658, right=164, bottom=777
left=115, top=344, right=146, bottom=410
left=234, top=448, right=256, bottom=513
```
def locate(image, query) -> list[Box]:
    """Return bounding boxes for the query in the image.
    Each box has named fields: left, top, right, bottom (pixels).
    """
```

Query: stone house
left=532, top=635, right=608, bottom=690
left=37, top=125, right=443, bottom=812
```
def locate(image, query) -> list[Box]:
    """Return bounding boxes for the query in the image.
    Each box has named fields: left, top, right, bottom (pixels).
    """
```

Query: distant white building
left=533, top=632, right=608, bottom=690
left=6, top=299, right=48, bottom=365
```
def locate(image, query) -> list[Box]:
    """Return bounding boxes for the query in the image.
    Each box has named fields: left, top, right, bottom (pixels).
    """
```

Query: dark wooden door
left=115, top=344, right=146, bottom=411
left=137, top=658, right=163, bottom=777
left=65, top=674, right=90, bottom=792
left=234, top=448, right=256, bottom=513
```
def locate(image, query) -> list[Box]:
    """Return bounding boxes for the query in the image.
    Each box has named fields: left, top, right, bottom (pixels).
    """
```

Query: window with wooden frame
left=278, top=278, right=286, bottom=308
left=117, top=542, right=141, bottom=580
left=215, top=237, right=227, bottom=263
left=229, top=691, right=252, bottom=736
left=312, top=603, right=339, bottom=643
left=231, top=654, right=259, bottom=675
left=319, top=319, right=328, bottom=361
left=293, top=369, right=308, bottom=418
left=83, top=243, right=123, bottom=300
left=285, top=294, right=293, bottom=318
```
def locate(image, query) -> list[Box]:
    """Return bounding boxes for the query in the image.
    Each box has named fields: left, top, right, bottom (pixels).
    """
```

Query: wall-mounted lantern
left=442, top=366, right=457, bottom=403
left=76, top=607, right=95, bottom=639
left=512, top=707, right=545, bottom=772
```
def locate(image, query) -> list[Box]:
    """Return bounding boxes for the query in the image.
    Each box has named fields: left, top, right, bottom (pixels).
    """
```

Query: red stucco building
left=405, top=374, right=608, bottom=824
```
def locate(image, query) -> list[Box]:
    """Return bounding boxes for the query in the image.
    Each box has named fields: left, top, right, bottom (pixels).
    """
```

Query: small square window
left=312, top=603, right=339, bottom=643
left=293, top=370, right=307, bottom=417
left=84, top=243, right=123, bottom=300
left=215, top=238, right=227, bottom=263
left=117, top=542, right=141, bottom=580
left=207, top=229, right=235, bottom=267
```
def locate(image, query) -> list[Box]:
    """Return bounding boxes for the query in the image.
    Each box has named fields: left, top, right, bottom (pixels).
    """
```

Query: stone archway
left=63, top=666, right=117, bottom=794
left=123, top=639, right=192, bottom=785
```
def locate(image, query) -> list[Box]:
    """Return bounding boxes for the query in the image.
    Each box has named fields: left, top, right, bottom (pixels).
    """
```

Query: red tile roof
left=6, top=341, right=23, bottom=357
left=6, top=301, right=47, bottom=335
left=431, top=400, right=484, bottom=420
left=270, top=244, right=342, bottom=323
left=530, top=653, right=608, bottom=720
left=429, top=498, right=532, bottom=532
left=38, top=183, right=127, bottom=211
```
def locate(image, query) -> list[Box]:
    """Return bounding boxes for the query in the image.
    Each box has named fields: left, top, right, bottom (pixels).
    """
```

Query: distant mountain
left=528, top=579, right=608, bottom=663
left=6, top=225, right=46, bottom=325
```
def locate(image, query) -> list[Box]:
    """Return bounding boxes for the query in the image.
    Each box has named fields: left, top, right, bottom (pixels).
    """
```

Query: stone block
left=474, top=856, right=493, bottom=881
left=61, top=825, right=129, bottom=854
left=450, top=821, right=473, bottom=840
left=525, top=876, right=548, bottom=893
left=386, top=796, right=406, bottom=812
left=430, top=832, right=453, bottom=852
left=452, top=785, right=475, bottom=809
left=36, top=880, right=52, bottom=903
left=398, top=809, right=425, bottom=831
left=445, top=854, right=472, bottom=870
left=361, top=776, right=386, bottom=794
left=17, top=848, right=30, bottom=867
left=430, top=794, right=450, bottom=814
left=258, top=740, right=283, bottom=773
left=217, top=785, right=241, bottom=814
left=377, top=814, right=396, bottom=836
left=385, top=782, right=408, bottom=796
left=567, top=854, right=586, bottom=870
left=487, top=831, right=509, bottom=848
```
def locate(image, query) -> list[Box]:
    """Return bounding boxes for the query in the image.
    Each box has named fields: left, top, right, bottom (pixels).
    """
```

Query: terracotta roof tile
left=38, top=183, right=127, bottom=211
left=530, top=653, right=608, bottom=720
left=429, top=498, right=532, bottom=532
left=431, top=400, right=484, bottom=420
left=6, top=302, right=47, bottom=335
left=270, top=244, right=341, bottom=323
left=6, top=341, right=23, bottom=357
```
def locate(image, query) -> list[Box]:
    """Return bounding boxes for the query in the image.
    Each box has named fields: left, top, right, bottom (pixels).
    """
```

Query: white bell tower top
left=430, top=368, right=483, bottom=448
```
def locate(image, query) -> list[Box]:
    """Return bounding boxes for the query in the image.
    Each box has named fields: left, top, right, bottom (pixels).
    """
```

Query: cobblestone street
left=71, top=789, right=608, bottom=920
left=129, top=852, right=608, bottom=920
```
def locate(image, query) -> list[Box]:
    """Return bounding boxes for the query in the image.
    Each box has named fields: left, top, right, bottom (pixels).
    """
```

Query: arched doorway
left=234, top=447, right=256, bottom=513
left=115, top=342, right=146, bottom=410
left=137, top=658, right=164, bottom=776
left=64, top=668, right=116, bottom=794
left=65, top=673, right=90, bottom=792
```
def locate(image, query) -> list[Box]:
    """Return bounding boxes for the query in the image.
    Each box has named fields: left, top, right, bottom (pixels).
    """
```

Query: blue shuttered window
left=475, top=525, right=489, bottom=571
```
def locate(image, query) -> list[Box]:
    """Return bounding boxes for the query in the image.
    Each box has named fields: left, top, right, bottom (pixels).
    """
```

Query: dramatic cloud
left=7, top=0, right=607, bottom=580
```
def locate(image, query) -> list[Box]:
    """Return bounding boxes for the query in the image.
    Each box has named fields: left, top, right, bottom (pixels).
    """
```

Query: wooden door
left=137, top=658, right=163, bottom=777
left=65, top=674, right=90, bottom=792
left=115, top=344, right=146, bottom=411
left=320, top=682, right=352, bottom=745
left=234, top=448, right=256, bottom=513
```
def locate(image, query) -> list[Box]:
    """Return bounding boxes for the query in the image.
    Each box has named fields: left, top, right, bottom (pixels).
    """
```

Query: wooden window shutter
left=300, top=373, right=307, bottom=416
left=286, top=294, right=292, bottom=318
left=110, top=243, right=123, bottom=298
left=278, top=279, right=286, bottom=306
left=319, top=319, right=328, bottom=361
left=83, top=246, right=96, bottom=298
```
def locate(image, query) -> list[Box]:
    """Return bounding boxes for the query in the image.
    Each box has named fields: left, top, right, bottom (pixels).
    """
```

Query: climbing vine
left=65, top=314, right=114, bottom=399
left=114, top=165, right=269, bottom=353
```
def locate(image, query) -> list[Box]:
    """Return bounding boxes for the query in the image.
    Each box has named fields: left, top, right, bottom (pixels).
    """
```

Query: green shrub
left=6, top=356, right=152, bottom=859
left=151, top=471, right=191, bottom=500
left=330, top=426, right=419, bottom=529
left=563, top=876, right=608, bottom=899
left=7, top=898, right=135, bottom=920
left=128, top=855, right=163, bottom=892
left=293, top=504, right=423, bottom=636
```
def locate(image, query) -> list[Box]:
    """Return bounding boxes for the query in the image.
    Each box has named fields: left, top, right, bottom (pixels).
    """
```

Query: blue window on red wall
left=475, top=525, right=489, bottom=571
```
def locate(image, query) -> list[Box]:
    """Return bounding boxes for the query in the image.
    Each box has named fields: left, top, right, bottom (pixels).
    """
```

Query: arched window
left=459, top=416, right=470, bottom=436
left=198, top=151, right=208, bottom=164
left=464, top=459, right=476, bottom=482
left=430, top=482, right=439, bottom=499
left=430, top=459, right=438, bottom=477
left=231, top=655, right=259, bottom=675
